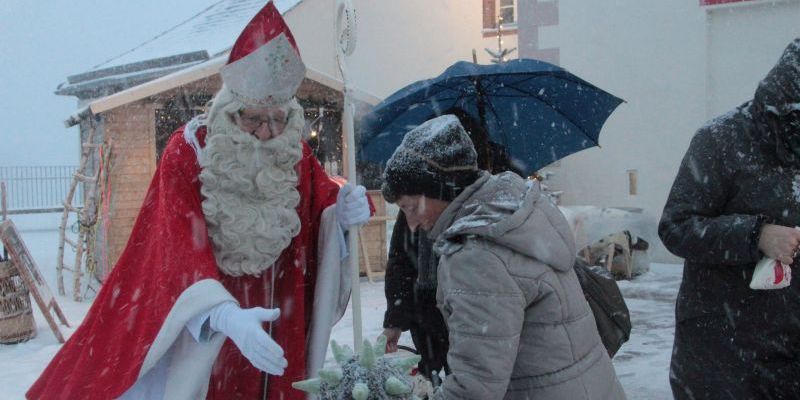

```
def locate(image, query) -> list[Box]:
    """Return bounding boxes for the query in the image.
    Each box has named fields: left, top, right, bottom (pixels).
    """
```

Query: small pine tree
left=293, top=335, right=423, bottom=400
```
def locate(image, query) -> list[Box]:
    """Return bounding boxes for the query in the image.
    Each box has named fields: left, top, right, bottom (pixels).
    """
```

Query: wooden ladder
left=56, top=118, right=109, bottom=301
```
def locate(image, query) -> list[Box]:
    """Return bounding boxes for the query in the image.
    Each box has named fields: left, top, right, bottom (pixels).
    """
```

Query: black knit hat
left=382, top=115, right=481, bottom=203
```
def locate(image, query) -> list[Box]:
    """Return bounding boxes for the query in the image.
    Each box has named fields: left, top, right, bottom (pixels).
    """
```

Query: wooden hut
left=56, top=1, right=384, bottom=279
left=55, top=0, right=496, bottom=284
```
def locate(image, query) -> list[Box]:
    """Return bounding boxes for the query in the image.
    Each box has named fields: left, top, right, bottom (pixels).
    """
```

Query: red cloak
left=27, top=125, right=340, bottom=400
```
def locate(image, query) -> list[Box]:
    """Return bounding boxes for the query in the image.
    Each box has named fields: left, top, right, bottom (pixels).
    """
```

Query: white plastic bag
left=750, top=256, right=792, bottom=290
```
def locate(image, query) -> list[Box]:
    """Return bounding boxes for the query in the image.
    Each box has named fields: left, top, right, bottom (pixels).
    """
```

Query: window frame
left=497, top=0, right=517, bottom=28
left=482, top=0, right=518, bottom=36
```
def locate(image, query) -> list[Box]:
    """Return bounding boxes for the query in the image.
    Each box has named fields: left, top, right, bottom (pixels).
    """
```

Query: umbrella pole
left=335, top=0, right=362, bottom=353
left=472, top=76, right=487, bottom=123
left=473, top=77, right=494, bottom=172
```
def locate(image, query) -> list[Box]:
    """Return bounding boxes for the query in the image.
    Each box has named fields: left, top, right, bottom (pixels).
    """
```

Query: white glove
left=209, top=302, right=287, bottom=375
left=336, top=183, right=371, bottom=230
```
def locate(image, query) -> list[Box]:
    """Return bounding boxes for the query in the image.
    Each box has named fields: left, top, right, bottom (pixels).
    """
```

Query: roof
left=66, top=53, right=380, bottom=125
left=55, top=51, right=210, bottom=98
left=55, top=0, right=302, bottom=99
left=58, top=0, right=381, bottom=124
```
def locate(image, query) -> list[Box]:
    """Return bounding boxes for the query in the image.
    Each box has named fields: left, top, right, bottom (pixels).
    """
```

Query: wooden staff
left=336, top=0, right=363, bottom=353
left=1, top=182, right=7, bottom=260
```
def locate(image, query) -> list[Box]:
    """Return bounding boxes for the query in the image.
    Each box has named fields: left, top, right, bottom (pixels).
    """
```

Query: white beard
left=199, top=100, right=305, bottom=277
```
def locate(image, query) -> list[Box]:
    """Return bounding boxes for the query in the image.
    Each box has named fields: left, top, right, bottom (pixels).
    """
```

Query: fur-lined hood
left=431, top=171, right=575, bottom=271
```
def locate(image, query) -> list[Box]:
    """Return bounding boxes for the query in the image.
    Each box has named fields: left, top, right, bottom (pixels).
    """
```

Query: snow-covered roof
left=67, top=54, right=379, bottom=124
left=56, top=0, right=302, bottom=99
left=55, top=51, right=211, bottom=98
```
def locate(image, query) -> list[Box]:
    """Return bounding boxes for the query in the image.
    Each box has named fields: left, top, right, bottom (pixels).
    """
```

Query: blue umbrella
left=358, top=59, right=624, bottom=176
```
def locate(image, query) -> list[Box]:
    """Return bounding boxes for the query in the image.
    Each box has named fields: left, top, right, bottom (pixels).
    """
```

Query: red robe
left=27, top=126, right=341, bottom=399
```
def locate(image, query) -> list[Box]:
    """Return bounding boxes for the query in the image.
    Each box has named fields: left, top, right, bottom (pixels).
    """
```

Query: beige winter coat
left=431, top=172, right=626, bottom=400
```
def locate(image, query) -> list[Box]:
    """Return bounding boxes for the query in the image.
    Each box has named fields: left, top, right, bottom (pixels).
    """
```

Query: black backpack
left=573, top=258, right=632, bottom=358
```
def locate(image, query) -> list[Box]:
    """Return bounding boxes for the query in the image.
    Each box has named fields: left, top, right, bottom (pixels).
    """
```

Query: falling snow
left=1, top=214, right=680, bottom=399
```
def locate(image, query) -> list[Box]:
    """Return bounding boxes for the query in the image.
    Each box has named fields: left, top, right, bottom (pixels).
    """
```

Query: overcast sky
left=0, top=0, right=217, bottom=166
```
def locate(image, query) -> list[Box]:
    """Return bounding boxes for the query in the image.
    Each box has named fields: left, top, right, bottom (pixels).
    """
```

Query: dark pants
left=671, top=315, right=800, bottom=400
left=409, top=304, right=450, bottom=385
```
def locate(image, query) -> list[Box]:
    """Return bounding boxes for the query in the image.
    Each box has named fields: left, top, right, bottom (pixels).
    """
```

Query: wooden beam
left=85, top=56, right=381, bottom=116
left=89, top=56, right=227, bottom=114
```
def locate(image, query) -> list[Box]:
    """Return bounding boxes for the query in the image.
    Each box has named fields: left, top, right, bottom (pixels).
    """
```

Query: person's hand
left=336, top=183, right=370, bottom=230
left=209, top=302, right=287, bottom=375
left=758, top=224, right=800, bottom=265
left=382, top=328, right=401, bottom=353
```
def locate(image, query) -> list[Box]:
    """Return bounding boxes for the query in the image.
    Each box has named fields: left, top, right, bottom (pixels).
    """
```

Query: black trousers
left=408, top=306, right=450, bottom=385
left=671, top=315, right=800, bottom=400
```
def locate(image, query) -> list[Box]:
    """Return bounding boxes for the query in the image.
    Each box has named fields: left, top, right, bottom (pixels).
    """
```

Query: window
left=498, top=0, right=516, bottom=26
left=482, top=0, right=517, bottom=30
left=155, top=93, right=212, bottom=161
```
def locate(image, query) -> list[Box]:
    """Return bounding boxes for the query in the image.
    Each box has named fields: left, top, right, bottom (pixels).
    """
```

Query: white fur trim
left=306, top=206, right=353, bottom=375
left=183, top=115, right=207, bottom=164
left=135, top=279, right=236, bottom=398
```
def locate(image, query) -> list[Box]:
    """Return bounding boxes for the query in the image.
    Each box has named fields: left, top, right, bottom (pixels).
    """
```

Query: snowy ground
left=0, top=213, right=681, bottom=399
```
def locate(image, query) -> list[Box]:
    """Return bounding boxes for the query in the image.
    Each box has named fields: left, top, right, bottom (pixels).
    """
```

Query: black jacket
left=659, top=38, right=800, bottom=351
left=381, top=141, right=524, bottom=381
left=383, top=211, right=449, bottom=380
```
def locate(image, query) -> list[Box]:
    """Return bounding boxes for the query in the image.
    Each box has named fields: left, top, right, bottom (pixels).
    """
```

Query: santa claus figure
left=27, top=2, right=371, bottom=399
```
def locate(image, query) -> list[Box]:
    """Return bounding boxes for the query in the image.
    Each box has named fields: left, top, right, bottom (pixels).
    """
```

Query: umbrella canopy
left=358, top=59, right=624, bottom=175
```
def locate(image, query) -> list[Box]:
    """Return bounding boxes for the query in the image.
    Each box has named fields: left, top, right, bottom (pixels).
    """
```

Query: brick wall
left=96, top=76, right=391, bottom=276
left=483, top=0, right=497, bottom=29
left=103, top=102, right=157, bottom=266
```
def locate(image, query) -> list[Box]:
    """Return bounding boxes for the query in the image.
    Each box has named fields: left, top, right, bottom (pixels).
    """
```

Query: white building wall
left=706, top=0, right=800, bottom=117
left=288, top=0, right=490, bottom=100
left=518, top=0, right=799, bottom=262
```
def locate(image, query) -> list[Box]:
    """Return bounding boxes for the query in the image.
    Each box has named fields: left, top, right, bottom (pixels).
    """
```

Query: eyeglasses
left=236, top=111, right=287, bottom=133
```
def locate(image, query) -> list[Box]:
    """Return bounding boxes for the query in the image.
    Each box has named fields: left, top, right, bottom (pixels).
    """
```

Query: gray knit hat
left=382, top=115, right=481, bottom=203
